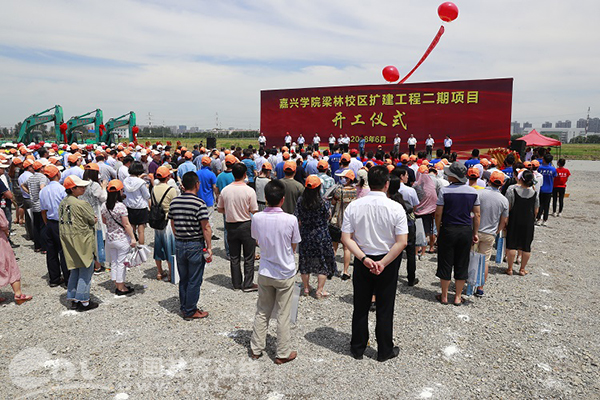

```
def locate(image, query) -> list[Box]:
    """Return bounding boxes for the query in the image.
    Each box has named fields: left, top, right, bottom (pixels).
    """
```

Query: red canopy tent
left=518, top=129, right=562, bottom=146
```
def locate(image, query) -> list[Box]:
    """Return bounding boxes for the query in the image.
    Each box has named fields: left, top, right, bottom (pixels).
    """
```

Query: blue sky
left=0, top=0, right=598, bottom=129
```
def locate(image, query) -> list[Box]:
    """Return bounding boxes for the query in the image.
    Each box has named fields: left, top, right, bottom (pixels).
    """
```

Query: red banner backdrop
left=260, top=78, right=513, bottom=153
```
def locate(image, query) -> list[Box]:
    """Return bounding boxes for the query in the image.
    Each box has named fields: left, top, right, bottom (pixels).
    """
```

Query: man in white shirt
left=444, top=136, right=453, bottom=154
left=284, top=133, right=292, bottom=148
left=297, top=134, right=305, bottom=151
left=313, top=133, right=321, bottom=149
left=425, top=135, right=434, bottom=158
left=348, top=149, right=363, bottom=177
left=407, top=134, right=417, bottom=156
left=341, top=165, right=408, bottom=362
left=393, top=134, right=401, bottom=154
left=342, top=134, right=350, bottom=153
left=258, top=133, right=267, bottom=148
left=328, top=134, right=336, bottom=151
left=398, top=169, right=420, bottom=207
left=250, top=179, right=301, bottom=364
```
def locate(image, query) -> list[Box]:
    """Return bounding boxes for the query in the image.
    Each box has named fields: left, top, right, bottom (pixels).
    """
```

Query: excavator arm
left=66, top=109, right=103, bottom=144
left=102, top=111, right=137, bottom=146
left=17, top=105, right=64, bottom=144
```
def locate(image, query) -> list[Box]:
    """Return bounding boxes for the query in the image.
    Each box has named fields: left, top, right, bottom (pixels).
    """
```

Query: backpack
left=148, top=187, right=172, bottom=230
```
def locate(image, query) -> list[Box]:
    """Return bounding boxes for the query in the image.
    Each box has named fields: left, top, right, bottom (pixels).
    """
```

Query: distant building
left=511, top=121, right=522, bottom=135
left=542, top=121, right=552, bottom=128
left=189, top=127, right=199, bottom=132
left=576, top=118, right=587, bottom=129
left=523, top=122, right=532, bottom=129
left=555, top=120, right=571, bottom=128
left=588, top=118, right=600, bottom=133
left=178, top=125, right=187, bottom=134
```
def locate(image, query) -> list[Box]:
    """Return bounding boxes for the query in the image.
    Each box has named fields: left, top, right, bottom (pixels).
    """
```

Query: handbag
left=328, top=188, right=343, bottom=242
left=125, top=245, right=151, bottom=268
left=466, top=250, right=486, bottom=296
left=495, top=233, right=505, bottom=264
left=415, top=218, right=427, bottom=247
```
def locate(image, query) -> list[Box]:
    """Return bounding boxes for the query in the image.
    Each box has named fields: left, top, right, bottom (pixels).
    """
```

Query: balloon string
left=398, top=25, right=445, bottom=84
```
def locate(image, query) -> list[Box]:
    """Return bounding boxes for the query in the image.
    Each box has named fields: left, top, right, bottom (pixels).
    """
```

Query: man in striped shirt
left=168, top=171, right=213, bottom=320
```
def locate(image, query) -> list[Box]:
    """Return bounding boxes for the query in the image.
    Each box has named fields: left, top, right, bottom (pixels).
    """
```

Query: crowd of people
left=0, top=137, right=570, bottom=363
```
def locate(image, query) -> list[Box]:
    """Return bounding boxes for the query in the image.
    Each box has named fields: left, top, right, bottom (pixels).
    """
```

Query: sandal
left=157, top=273, right=163, bottom=281
left=453, top=296, right=466, bottom=306
left=14, top=294, right=33, bottom=305
left=435, top=294, right=448, bottom=305
left=505, top=269, right=513, bottom=275
left=302, top=286, right=313, bottom=297
left=518, top=270, right=528, bottom=276
left=316, top=291, right=330, bottom=300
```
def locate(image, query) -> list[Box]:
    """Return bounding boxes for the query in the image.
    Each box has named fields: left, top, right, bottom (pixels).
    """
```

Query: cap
left=23, top=159, right=33, bottom=168
left=84, top=162, right=99, bottom=171
left=261, top=162, right=272, bottom=171
left=365, top=161, right=375, bottom=169
left=523, top=161, right=532, bottom=168
left=489, top=158, right=497, bottom=166
left=225, top=154, right=237, bottom=165
left=387, top=164, right=395, bottom=172
left=341, top=153, right=351, bottom=162
left=400, top=154, right=409, bottom=162
left=490, top=170, right=505, bottom=186
left=181, top=147, right=188, bottom=152
left=107, top=179, right=124, bottom=192
left=281, top=146, right=289, bottom=152
left=201, top=156, right=211, bottom=166
left=335, top=169, right=356, bottom=181
left=531, top=160, right=540, bottom=167
left=224, top=149, right=231, bottom=155
left=43, top=165, right=60, bottom=178
left=317, top=160, right=329, bottom=170
left=350, top=148, right=358, bottom=156
left=12, top=158, right=22, bottom=165
left=435, top=161, right=444, bottom=170
left=480, top=158, right=490, bottom=167
left=283, top=160, right=296, bottom=172
left=32, top=161, right=43, bottom=171
left=67, top=154, right=80, bottom=163
left=421, top=159, right=429, bottom=166
left=63, top=175, right=91, bottom=190
left=184, top=151, right=193, bottom=160
left=140, top=149, right=147, bottom=156
left=312, top=151, right=320, bottom=158
left=0, top=162, right=9, bottom=169
left=305, top=175, right=322, bottom=189
left=444, top=162, right=467, bottom=183
left=385, top=158, right=392, bottom=165
left=418, top=164, right=428, bottom=174
left=155, top=166, right=172, bottom=179
left=441, top=158, right=449, bottom=165
left=70, top=143, right=78, bottom=151
left=409, top=155, right=417, bottom=161
left=467, top=167, right=480, bottom=178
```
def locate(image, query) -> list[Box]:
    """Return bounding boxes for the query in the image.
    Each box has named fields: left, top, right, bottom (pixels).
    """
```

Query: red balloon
left=59, top=123, right=68, bottom=133
left=382, top=65, right=400, bottom=82
left=438, top=2, right=459, bottom=22
left=132, top=126, right=139, bottom=134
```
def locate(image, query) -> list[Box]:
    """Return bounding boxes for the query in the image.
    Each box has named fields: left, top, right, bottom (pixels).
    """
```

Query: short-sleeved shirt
left=152, top=183, right=176, bottom=216
left=478, top=187, right=509, bottom=235
left=342, top=191, right=408, bottom=256
left=177, top=161, right=197, bottom=181
left=398, top=182, right=420, bottom=208
left=27, top=173, right=49, bottom=212
left=216, top=171, right=234, bottom=192
left=242, top=159, right=256, bottom=183
left=505, top=185, right=539, bottom=210
left=39, top=181, right=67, bottom=221
left=196, top=167, right=217, bottom=207
left=553, top=167, right=570, bottom=188
left=18, top=171, right=33, bottom=199
left=281, top=178, right=304, bottom=215
left=101, top=202, right=129, bottom=242
left=436, top=183, right=480, bottom=227
left=217, top=181, right=258, bottom=223
left=251, top=207, right=301, bottom=280
left=538, top=164, right=557, bottom=193
left=168, top=193, right=209, bottom=241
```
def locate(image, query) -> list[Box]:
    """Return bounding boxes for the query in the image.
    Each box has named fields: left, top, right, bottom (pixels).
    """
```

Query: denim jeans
left=66, top=262, right=95, bottom=302
left=175, top=239, right=206, bottom=317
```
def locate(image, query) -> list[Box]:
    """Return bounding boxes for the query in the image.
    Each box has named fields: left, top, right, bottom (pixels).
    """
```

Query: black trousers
left=537, top=192, right=552, bottom=221
left=426, top=146, right=433, bottom=157
left=409, top=145, right=416, bottom=156
left=351, top=253, right=401, bottom=359
left=552, top=187, right=565, bottom=213
left=45, top=220, right=70, bottom=285
left=404, top=228, right=416, bottom=283
left=33, top=211, right=46, bottom=251
left=444, top=146, right=451, bottom=155
left=225, top=220, right=256, bottom=290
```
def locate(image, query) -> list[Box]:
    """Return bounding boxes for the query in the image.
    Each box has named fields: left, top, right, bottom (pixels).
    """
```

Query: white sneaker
left=541, top=221, right=547, bottom=226
left=557, top=213, right=561, bottom=218
left=551, top=212, right=556, bottom=217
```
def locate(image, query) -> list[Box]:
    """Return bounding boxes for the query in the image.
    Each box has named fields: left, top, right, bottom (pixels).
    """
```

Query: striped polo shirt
left=168, top=192, right=209, bottom=241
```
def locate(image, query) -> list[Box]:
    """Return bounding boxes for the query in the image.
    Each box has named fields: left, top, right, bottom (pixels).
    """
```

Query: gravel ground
left=1, top=161, right=599, bottom=399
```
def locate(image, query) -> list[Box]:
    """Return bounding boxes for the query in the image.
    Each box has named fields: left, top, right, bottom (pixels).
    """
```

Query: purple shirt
left=251, top=207, right=301, bottom=280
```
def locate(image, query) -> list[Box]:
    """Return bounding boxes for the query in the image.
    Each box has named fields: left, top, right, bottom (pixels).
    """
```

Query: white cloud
left=0, top=0, right=598, bottom=128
